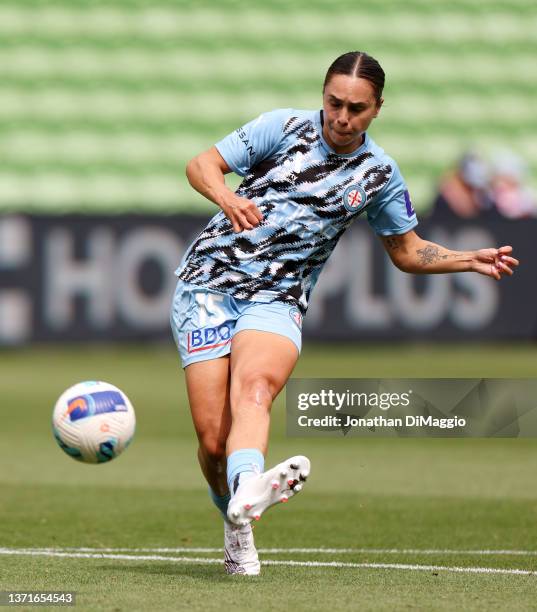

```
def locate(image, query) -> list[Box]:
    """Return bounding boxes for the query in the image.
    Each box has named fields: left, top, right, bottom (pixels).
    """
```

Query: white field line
left=0, top=547, right=535, bottom=576
left=9, top=546, right=537, bottom=557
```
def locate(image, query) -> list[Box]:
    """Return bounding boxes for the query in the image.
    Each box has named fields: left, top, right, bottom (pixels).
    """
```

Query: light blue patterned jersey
left=177, top=108, right=418, bottom=312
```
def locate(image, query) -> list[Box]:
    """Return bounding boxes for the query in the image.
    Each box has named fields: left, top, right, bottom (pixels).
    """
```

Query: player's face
left=322, top=75, right=383, bottom=154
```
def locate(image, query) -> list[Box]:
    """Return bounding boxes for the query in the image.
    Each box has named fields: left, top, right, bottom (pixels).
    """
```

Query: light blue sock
left=209, top=487, right=231, bottom=521
left=227, top=448, right=265, bottom=495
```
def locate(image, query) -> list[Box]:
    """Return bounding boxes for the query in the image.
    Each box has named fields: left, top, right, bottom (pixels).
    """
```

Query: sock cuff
left=226, top=448, right=265, bottom=491
left=228, top=448, right=264, bottom=464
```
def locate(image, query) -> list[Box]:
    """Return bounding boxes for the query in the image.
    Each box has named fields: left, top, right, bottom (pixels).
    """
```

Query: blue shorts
left=170, top=280, right=302, bottom=368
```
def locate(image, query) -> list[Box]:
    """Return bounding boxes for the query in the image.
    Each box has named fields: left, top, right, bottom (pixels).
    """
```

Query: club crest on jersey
left=289, top=307, right=303, bottom=329
left=343, top=185, right=367, bottom=213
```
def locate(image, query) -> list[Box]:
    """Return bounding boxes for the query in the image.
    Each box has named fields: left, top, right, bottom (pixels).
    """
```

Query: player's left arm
left=381, top=230, right=519, bottom=280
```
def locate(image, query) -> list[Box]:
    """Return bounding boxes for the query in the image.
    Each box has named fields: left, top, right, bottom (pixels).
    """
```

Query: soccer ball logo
left=343, top=185, right=367, bottom=213
left=52, top=381, right=136, bottom=464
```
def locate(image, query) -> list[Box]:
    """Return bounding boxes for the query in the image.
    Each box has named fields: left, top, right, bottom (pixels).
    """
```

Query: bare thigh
left=226, top=330, right=299, bottom=454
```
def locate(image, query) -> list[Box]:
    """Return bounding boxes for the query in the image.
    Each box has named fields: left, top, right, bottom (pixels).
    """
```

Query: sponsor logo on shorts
left=187, top=323, right=232, bottom=353
left=289, top=307, right=303, bottom=329
left=342, top=184, right=367, bottom=213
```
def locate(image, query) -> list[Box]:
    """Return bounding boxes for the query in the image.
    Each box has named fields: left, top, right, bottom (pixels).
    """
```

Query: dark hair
left=323, top=51, right=385, bottom=104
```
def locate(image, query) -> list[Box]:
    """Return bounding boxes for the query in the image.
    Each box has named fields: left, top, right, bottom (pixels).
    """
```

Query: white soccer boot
left=224, top=520, right=260, bottom=575
left=227, top=455, right=311, bottom=526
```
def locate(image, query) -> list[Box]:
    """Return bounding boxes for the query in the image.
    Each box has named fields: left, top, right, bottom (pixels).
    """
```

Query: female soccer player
left=170, top=51, right=518, bottom=575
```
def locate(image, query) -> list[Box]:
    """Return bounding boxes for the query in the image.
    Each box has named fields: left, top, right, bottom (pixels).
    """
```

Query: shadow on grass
left=95, top=563, right=263, bottom=582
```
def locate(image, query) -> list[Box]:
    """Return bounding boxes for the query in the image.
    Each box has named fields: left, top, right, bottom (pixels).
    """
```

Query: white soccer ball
left=52, top=381, right=136, bottom=464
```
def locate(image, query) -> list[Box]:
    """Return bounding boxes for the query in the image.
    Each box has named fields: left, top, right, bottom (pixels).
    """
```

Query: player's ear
left=374, top=98, right=384, bottom=117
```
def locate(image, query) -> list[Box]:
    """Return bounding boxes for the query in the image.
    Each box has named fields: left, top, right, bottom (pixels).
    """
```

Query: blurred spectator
left=490, top=150, right=537, bottom=219
left=434, top=152, right=493, bottom=218
left=433, top=150, right=536, bottom=219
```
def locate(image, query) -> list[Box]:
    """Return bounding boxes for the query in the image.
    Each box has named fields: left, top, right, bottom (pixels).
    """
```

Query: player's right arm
left=187, top=109, right=290, bottom=233
left=186, top=146, right=263, bottom=233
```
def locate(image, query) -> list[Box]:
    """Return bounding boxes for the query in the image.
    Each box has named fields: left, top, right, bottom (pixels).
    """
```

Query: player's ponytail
left=323, top=51, right=385, bottom=105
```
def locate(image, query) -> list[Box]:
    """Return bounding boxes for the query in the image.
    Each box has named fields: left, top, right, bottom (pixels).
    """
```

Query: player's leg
left=170, top=280, right=261, bottom=575
left=226, top=301, right=302, bottom=479
left=184, top=356, right=231, bottom=498
left=219, top=327, right=303, bottom=571
left=227, top=329, right=298, bottom=456
left=170, top=280, right=235, bottom=519
left=185, top=355, right=260, bottom=575
left=226, top=325, right=310, bottom=525
left=223, top=302, right=310, bottom=525
left=224, top=329, right=296, bottom=510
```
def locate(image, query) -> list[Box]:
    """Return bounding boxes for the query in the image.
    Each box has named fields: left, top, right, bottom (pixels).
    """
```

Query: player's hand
left=220, top=194, right=263, bottom=233
left=472, top=245, right=519, bottom=280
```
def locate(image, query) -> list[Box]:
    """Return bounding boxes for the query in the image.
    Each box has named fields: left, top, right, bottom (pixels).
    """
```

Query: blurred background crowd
left=434, top=150, right=536, bottom=219
left=0, top=0, right=535, bottom=216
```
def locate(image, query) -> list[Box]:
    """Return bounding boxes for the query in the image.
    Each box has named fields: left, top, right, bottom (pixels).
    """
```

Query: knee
left=231, top=374, right=275, bottom=411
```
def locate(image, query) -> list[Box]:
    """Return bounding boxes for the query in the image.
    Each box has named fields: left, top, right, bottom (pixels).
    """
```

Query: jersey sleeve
left=215, top=108, right=290, bottom=176
left=366, top=160, right=418, bottom=235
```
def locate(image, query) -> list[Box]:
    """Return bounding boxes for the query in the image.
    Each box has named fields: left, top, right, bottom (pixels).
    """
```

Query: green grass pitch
left=1, top=343, right=537, bottom=611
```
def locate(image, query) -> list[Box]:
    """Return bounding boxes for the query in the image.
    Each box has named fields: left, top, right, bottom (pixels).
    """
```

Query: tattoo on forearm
left=385, top=236, right=400, bottom=250
left=416, top=245, right=451, bottom=266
